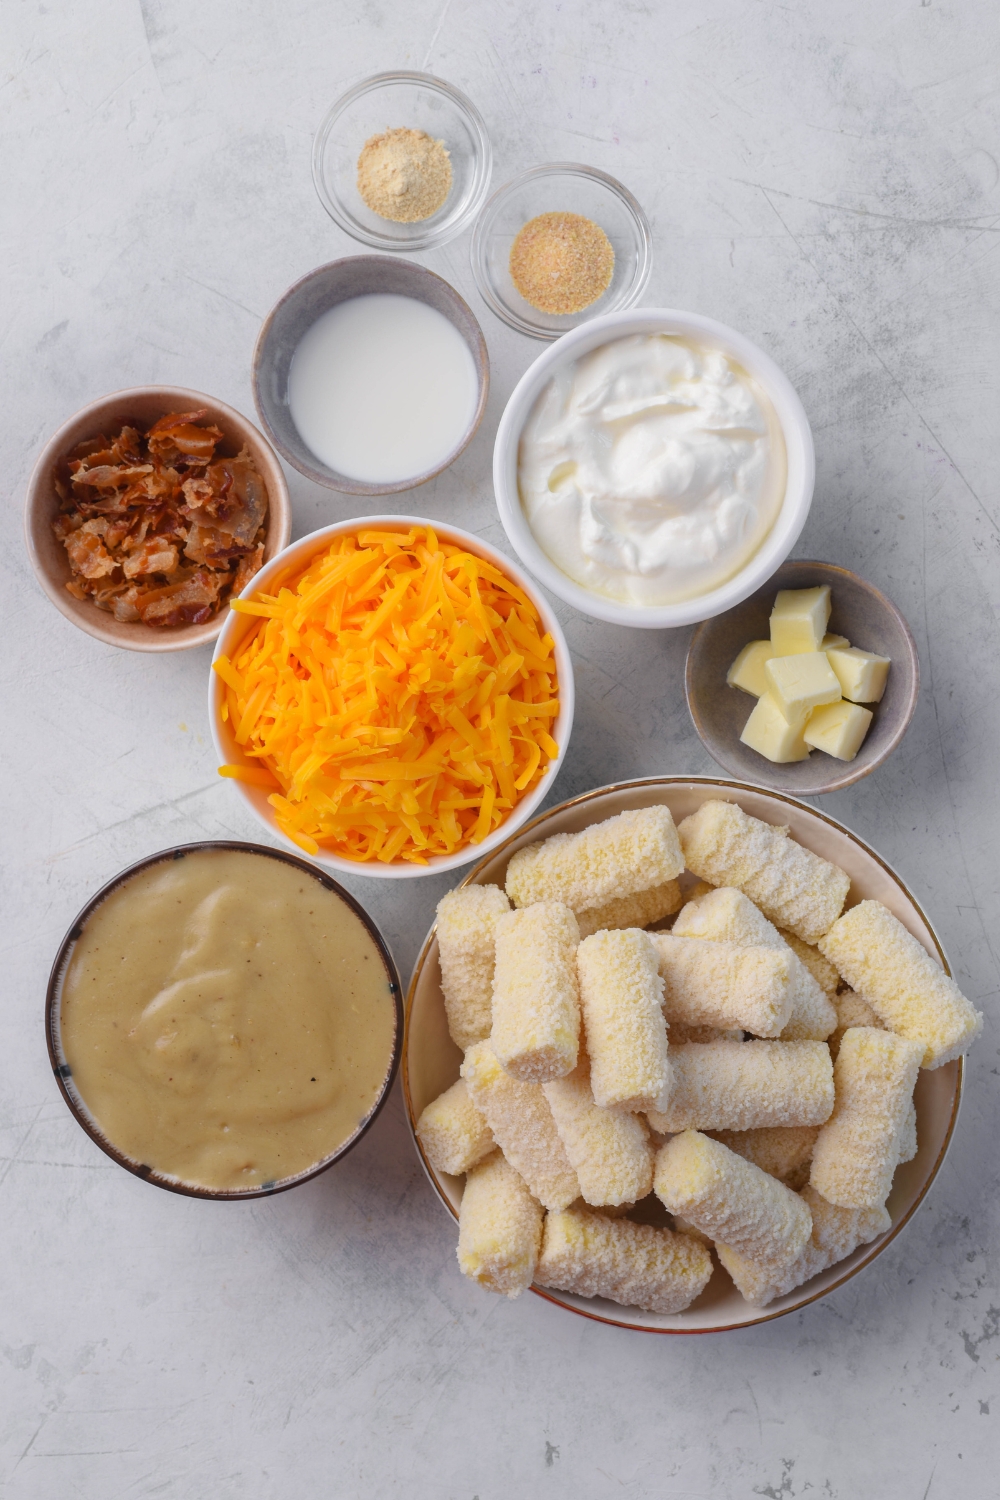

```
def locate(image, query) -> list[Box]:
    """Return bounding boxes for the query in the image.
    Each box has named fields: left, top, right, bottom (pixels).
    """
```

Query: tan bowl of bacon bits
left=24, top=387, right=292, bottom=653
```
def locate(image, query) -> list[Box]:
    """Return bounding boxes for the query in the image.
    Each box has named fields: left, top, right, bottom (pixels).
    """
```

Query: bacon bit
left=214, top=526, right=560, bottom=866
left=54, top=413, right=268, bottom=628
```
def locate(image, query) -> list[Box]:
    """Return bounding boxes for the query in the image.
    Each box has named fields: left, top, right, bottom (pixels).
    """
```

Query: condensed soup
left=56, top=847, right=398, bottom=1192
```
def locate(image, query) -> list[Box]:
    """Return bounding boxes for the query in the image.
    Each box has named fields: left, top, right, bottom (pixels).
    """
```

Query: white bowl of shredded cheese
left=493, top=308, right=815, bottom=629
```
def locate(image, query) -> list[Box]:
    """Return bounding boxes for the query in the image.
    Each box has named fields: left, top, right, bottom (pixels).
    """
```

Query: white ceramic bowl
left=404, top=777, right=963, bottom=1333
left=493, top=308, right=815, bottom=629
left=209, top=516, right=575, bottom=881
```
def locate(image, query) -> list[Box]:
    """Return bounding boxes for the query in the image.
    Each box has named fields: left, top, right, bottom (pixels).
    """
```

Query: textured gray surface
left=2, top=2, right=998, bottom=1496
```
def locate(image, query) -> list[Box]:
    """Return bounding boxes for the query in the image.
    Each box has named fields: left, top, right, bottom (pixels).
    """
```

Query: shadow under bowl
left=46, top=840, right=403, bottom=1199
left=685, top=559, right=920, bottom=794
left=23, top=387, right=292, bottom=653
left=252, top=256, right=490, bottom=495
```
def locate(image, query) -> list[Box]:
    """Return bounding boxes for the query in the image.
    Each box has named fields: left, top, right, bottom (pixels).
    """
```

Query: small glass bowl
left=470, top=163, right=653, bottom=339
left=313, top=72, right=492, bottom=252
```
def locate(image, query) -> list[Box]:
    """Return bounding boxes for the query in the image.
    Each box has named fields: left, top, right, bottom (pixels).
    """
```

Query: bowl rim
left=469, top=161, right=653, bottom=339
left=685, top=558, right=922, bottom=794
left=401, top=774, right=964, bottom=1333
left=46, top=839, right=404, bottom=1199
left=311, top=70, right=493, bottom=252
left=251, top=256, right=490, bottom=495
left=492, top=307, right=816, bottom=628
left=23, top=384, right=292, bottom=653
left=208, top=514, right=576, bottom=879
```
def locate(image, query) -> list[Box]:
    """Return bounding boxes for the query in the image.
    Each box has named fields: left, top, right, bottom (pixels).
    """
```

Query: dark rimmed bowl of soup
left=46, top=841, right=403, bottom=1199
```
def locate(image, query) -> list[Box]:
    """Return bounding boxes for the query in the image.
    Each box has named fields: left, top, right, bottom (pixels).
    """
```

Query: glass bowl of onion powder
left=313, top=72, right=493, bottom=252
left=471, top=163, right=653, bottom=339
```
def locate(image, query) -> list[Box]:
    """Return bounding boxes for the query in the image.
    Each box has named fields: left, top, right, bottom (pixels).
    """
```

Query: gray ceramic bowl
left=252, top=256, right=490, bottom=495
left=685, top=559, right=920, bottom=794
left=24, top=387, right=292, bottom=653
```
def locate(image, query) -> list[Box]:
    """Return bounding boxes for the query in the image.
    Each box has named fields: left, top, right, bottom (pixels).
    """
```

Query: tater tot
left=505, top=805, right=683, bottom=912
left=708, top=1125, right=820, bottom=1191
left=436, top=885, right=511, bottom=1051
left=576, top=928, right=670, bottom=1113
left=490, top=902, right=580, bottom=1083
left=457, top=1151, right=543, bottom=1299
left=575, top=880, right=682, bottom=940
left=650, top=933, right=792, bottom=1038
left=677, top=801, right=850, bottom=943
left=655, top=1130, right=813, bottom=1269
left=536, top=1204, right=713, bottom=1314
left=672, top=886, right=836, bottom=1040
left=542, top=1065, right=653, bottom=1207
left=819, top=900, right=983, bottom=1069
left=461, top=1041, right=580, bottom=1211
left=809, top=1027, right=923, bottom=1209
left=647, top=1040, right=834, bottom=1133
left=717, top=1184, right=890, bottom=1306
left=415, top=1078, right=495, bottom=1176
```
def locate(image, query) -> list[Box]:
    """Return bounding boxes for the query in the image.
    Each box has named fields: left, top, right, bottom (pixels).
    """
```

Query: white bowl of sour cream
left=493, top=309, right=815, bottom=628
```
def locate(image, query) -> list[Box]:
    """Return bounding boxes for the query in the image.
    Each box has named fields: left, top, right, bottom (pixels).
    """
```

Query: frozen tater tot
left=576, top=929, right=670, bottom=1113
left=436, top=885, right=511, bottom=1051
left=542, top=1065, right=653, bottom=1207
left=717, top=1184, right=891, bottom=1307
left=673, top=886, right=836, bottom=1041
left=490, top=902, right=580, bottom=1083
left=708, top=1125, right=820, bottom=1191
left=829, top=989, right=883, bottom=1059
left=536, top=1204, right=713, bottom=1314
left=575, top=880, right=682, bottom=940
left=677, top=800, right=850, bottom=943
left=650, top=933, right=792, bottom=1038
left=505, top=805, right=684, bottom=913
left=457, top=1151, right=543, bottom=1299
left=461, top=1041, right=580, bottom=1211
left=819, top=900, right=983, bottom=1069
left=415, top=1078, right=495, bottom=1176
left=779, top=930, right=840, bottom=996
left=647, top=1040, right=834, bottom=1133
left=655, top=1130, right=813, bottom=1268
left=810, top=1028, right=923, bottom=1209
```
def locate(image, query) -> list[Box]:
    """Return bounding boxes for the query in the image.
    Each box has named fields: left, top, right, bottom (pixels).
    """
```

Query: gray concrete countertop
left=2, top=2, right=998, bottom=1495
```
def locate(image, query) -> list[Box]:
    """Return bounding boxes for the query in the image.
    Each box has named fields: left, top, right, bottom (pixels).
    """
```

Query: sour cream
left=517, top=333, right=787, bottom=606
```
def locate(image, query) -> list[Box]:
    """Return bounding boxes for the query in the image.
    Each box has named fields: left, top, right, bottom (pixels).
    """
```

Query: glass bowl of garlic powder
left=313, top=72, right=493, bottom=251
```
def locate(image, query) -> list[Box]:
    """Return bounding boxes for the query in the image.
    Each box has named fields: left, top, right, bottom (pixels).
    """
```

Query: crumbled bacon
left=54, top=412, right=268, bottom=628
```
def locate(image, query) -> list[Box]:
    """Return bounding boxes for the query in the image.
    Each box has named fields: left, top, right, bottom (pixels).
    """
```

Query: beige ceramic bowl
left=403, top=776, right=963, bottom=1333
left=24, top=386, right=292, bottom=653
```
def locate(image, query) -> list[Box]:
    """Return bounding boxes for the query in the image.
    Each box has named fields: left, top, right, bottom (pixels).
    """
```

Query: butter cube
left=740, top=693, right=811, bottom=763
left=727, top=640, right=777, bottom=697
left=804, top=700, right=873, bottom=761
left=826, top=646, right=891, bottom=704
left=769, top=587, right=832, bottom=655
left=764, top=652, right=842, bottom=721
left=821, top=632, right=850, bottom=650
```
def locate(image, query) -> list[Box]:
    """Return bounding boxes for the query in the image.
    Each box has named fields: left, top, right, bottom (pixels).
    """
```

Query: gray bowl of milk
left=253, top=256, right=490, bottom=494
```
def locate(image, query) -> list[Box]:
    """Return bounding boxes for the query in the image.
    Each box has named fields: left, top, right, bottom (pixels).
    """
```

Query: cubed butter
left=764, top=652, right=842, bottom=721
left=821, top=633, right=850, bottom=650
left=769, top=587, right=832, bottom=655
left=826, top=646, right=891, bottom=704
left=740, top=693, right=811, bottom=763
left=804, top=700, right=873, bottom=761
left=727, top=640, right=777, bottom=697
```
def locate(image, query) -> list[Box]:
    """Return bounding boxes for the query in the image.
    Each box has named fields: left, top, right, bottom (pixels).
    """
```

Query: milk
left=287, top=293, right=479, bottom=484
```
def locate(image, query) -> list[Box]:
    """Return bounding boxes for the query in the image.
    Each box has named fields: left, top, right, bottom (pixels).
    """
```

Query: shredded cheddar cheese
left=213, top=526, right=560, bottom=864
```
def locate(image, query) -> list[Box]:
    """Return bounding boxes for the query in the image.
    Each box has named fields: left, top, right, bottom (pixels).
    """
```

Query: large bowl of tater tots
left=403, top=778, right=981, bottom=1332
